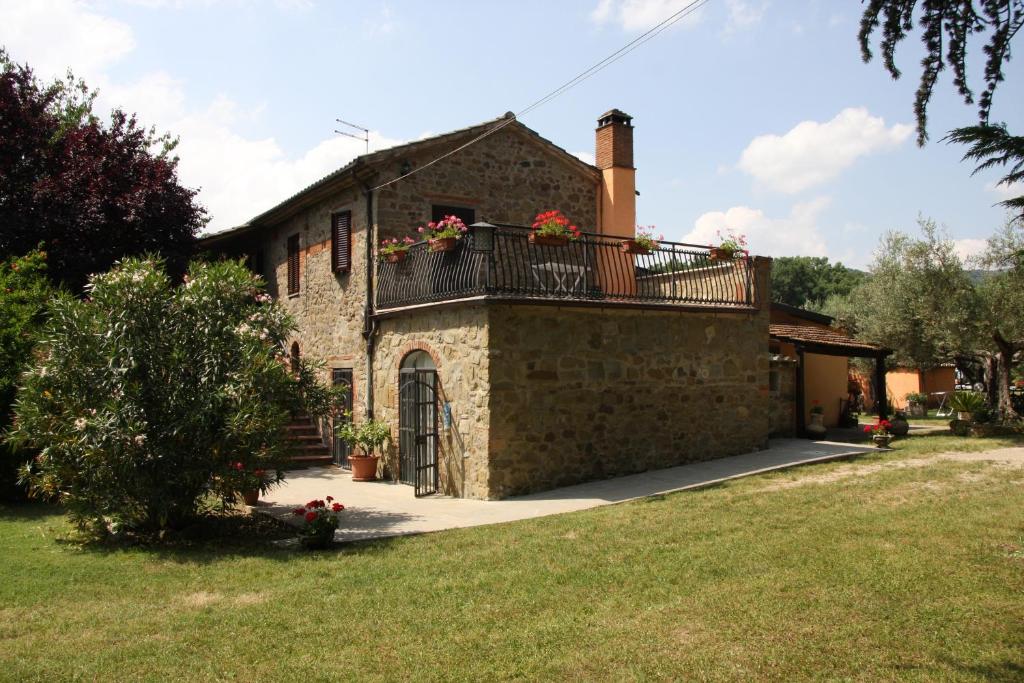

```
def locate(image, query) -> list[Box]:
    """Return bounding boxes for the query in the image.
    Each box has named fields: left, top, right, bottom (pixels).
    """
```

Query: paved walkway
left=259, top=438, right=875, bottom=543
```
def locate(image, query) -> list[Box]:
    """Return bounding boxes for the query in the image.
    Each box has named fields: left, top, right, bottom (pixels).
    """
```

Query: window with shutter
left=287, top=234, right=300, bottom=296
left=331, top=211, right=352, bottom=273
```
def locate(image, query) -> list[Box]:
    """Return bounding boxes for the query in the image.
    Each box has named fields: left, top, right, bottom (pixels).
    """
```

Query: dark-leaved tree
left=859, top=1, right=1023, bottom=218
left=770, top=256, right=865, bottom=309
left=0, top=48, right=206, bottom=292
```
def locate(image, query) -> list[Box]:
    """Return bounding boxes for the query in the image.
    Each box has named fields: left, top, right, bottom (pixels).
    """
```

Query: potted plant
left=949, top=390, right=985, bottom=422
left=337, top=414, right=391, bottom=481
left=379, top=237, right=415, bottom=263
left=709, top=229, right=748, bottom=261
left=418, top=215, right=468, bottom=252
left=621, top=225, right=661, bottom=255
left=806, top=400, right=827, bottom=438
left=864, top=418, right=894, bottom=448
left=905, top=391, right=929, bottom=418
left=225, top=461, right=274, bottom=507
left=291, top=496, right=344, bottom=549
left=889, top=410, right=910, bottom=436
left=529, top=209, right=581, bottom=247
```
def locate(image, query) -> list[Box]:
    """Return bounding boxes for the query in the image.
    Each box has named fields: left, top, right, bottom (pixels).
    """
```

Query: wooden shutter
left=331, top=211, right=352, bottom=273
left=287, top=234, right=300, bottom=295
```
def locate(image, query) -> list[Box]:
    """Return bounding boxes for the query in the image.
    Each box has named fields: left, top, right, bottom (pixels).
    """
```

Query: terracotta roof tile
left=769, top=323, right=886, bottom=353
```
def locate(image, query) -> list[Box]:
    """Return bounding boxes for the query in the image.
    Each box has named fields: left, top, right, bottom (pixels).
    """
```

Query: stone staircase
left=286, top=414, right=333, bottom=468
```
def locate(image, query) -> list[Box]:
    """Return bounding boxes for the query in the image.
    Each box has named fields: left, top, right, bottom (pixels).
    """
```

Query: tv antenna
left=335, top=118, right=369, bottom=154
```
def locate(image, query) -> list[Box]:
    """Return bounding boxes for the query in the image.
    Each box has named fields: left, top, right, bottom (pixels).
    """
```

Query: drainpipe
left=359, top=175, right=379, bottom=419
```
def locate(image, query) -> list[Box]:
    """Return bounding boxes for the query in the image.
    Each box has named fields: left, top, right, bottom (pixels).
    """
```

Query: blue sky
left=2, top=0, right=1021, bottom=268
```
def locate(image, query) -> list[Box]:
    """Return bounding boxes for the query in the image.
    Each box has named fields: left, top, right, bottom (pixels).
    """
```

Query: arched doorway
left=398, top=350, right=438, bottom=496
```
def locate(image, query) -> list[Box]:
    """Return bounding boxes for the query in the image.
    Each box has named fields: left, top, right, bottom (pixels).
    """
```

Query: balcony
left=375, top=223, right=758, bottom=311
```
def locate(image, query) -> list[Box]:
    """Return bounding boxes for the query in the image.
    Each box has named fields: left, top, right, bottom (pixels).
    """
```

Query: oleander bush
left=7, top=257, right=342, bottom=535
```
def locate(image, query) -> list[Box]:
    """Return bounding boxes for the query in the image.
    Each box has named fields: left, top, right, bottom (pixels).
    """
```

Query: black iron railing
left=375, top=223, right=757, bottom=310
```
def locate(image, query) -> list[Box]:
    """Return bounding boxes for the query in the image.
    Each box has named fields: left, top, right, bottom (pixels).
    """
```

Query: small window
left=431, top=205, right=475, bottom=226
left=331, top=211, right=352, bottom=273
left=287, top=234, right=300, bottom=295
left=289, top=342, right=300, bottom=374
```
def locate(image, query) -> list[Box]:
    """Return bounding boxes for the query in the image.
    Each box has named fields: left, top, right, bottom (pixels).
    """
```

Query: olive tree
left=8, top=257, right=341, bottom=534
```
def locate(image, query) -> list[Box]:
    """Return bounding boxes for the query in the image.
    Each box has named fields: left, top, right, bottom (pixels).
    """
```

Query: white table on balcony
left=530, top=261, right=587, bottom=295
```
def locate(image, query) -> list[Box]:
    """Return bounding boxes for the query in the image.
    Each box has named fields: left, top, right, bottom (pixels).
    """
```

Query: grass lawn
left=2, top=434, right=1023, bottom=681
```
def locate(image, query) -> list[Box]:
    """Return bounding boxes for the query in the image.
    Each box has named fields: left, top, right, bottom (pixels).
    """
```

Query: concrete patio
left=258, top=438, right=876, bottom=543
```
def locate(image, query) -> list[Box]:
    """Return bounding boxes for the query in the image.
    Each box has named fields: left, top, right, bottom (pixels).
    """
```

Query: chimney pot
left=595, top=109, right=634, bottom=170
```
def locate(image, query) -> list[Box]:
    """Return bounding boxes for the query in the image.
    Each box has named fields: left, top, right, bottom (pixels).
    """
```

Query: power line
left=370, top=0, right=712, bottom=192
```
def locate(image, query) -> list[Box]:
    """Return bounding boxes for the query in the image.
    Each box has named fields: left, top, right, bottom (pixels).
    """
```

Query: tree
left=7, top=258, right=341, bottom=535
left=976, top=217, right=1024, bottom=418
left=0, top=250, right=57, bottom=497
left=859, top=1, right=1023, bottom=218
left=828, top=218, right=979, bottom=370
left=770, top=256, right=866, bottom=308
left=831, top=216, right=1024, bottom=420
left=0, top=49, right=206, bottom=292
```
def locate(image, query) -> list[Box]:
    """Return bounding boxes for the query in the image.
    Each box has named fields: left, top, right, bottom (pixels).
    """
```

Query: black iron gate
left=399, top=368, right=438, bottom=496
left=331, top=368, right=353, bottom=468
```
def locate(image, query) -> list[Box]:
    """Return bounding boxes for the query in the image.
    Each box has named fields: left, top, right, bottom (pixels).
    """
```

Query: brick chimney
left=596, top=109, right=636, bottom=238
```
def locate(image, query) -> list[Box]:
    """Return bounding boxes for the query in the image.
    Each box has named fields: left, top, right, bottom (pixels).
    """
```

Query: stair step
left=290, top=434, right=324, bottom=442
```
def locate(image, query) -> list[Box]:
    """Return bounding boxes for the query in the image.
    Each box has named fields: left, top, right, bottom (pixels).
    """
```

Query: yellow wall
left=886, top=369, right=921, bottom=409
left=599, top=167, right=636, bottom=238
left=804, top=353, right=850, bottom=427
left=887, top=367, right=956, bottom=408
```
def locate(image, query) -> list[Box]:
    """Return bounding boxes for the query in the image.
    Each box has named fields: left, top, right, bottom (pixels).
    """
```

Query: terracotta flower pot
left=349, top=455, right=380, bottom=482
left=428, top=237, right=457, bottom=252
left=620, top=239, right=650, bottom=255
left=383, top=250, right=407, bottom=263
left=709, top=247, right=735, bottom=261
left=241, top=489, right=259, bottom=506
left=529, top=232, right=568, bottom=247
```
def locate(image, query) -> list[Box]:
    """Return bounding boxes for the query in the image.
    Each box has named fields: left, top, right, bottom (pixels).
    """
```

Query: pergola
left=769, top=323, right=891, bottom=435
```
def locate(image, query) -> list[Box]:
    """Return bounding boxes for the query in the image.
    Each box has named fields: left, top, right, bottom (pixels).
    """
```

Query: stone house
left=202, top=109, right=774, bottom=499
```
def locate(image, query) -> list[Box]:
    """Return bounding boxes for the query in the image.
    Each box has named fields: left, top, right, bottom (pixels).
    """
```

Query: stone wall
left=375, top=125, right=599, bottom=243
left=485, top=303, right=771, bottom=498
left=373, top=304, right=490, bottom=498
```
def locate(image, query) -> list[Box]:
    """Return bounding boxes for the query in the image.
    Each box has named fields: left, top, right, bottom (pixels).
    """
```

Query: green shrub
left=7, top=257, right=342, bottom=534
left=905, top=392, right=929, bottom=405
left=0, top=250, right=57, bottom=499
left=949, top=391, right=986, bottom=415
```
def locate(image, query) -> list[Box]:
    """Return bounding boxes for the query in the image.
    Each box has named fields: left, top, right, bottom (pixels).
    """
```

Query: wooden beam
left=875, top=356, right=889, bottom=419
left=795, top=347, right=806, bottom=437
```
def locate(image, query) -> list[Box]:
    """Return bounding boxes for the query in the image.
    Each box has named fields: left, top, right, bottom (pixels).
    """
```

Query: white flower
left=133, top=434, right=146, bottom=446
left=255, top=293, right=272, bottom=304
left=74, top=417, right=87, bottom=431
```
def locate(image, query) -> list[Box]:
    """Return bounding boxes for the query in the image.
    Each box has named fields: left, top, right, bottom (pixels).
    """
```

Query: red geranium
left=304, top=511, right=317, bottom=522
left=294, top=494, right=345, bottom=547
left=532, top=210, right=581, bottom=240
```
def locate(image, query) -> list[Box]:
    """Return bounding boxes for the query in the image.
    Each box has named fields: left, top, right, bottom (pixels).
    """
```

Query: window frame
left=286, top=233, right=300, bottom=296
left=331, top=210, right=353, bottom=274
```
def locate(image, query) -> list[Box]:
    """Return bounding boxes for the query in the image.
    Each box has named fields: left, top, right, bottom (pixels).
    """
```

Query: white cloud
left=0, top=0, right=135, bottom=81
left=0, top=0, right=405, bottom=231
left=573, top=151, right=596, bottom=166
left=952, top=238, right=988, bottom=264
left=737, top=107, right=913, bottom=194
left=724, top=0, right=767, bottom=31
left=986, top=179, right=1024, bottom=201
left=682, top=197, right=832, bottom=258
left=589, top=0, right=704, bottom=32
